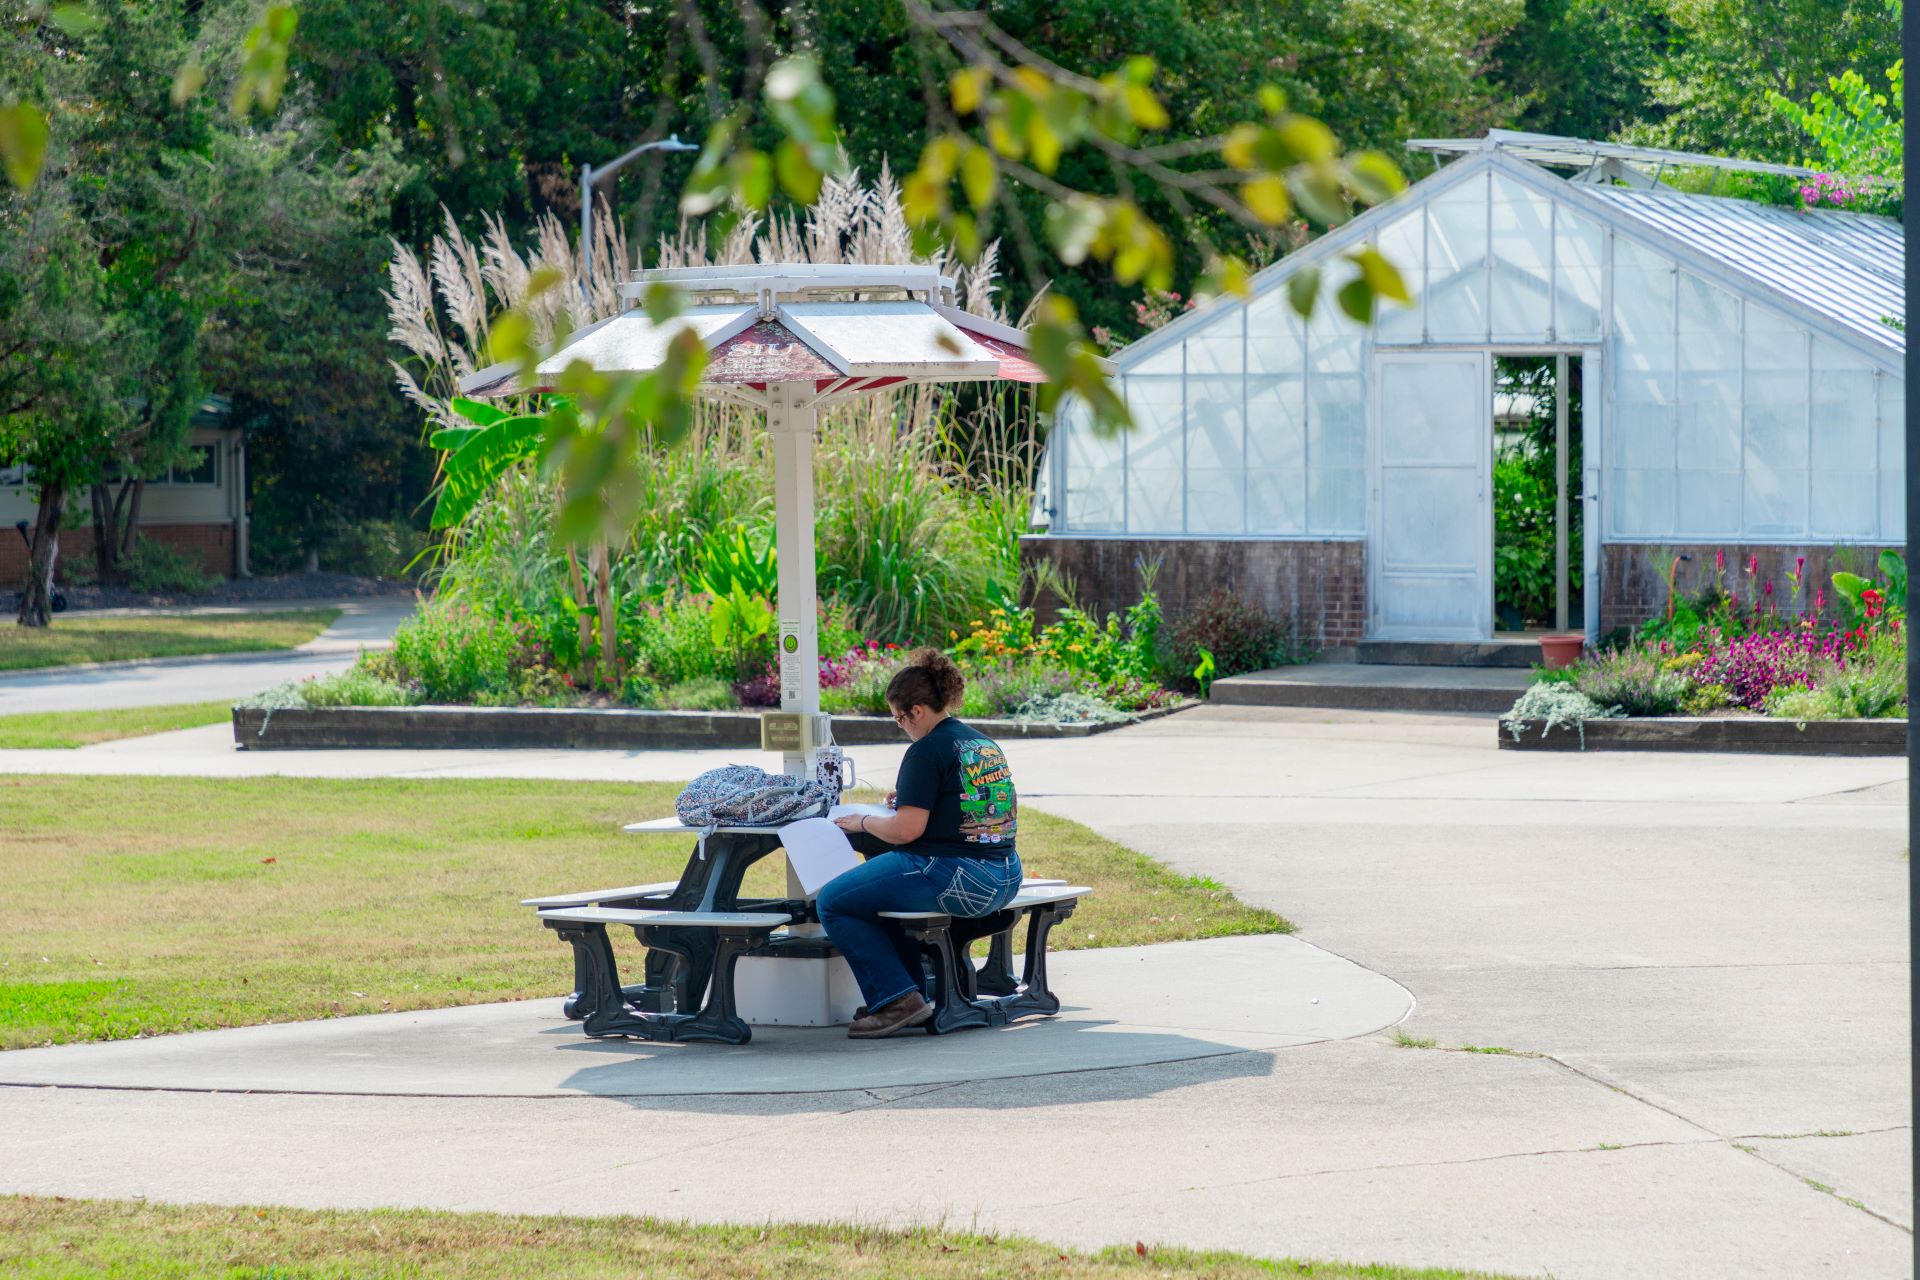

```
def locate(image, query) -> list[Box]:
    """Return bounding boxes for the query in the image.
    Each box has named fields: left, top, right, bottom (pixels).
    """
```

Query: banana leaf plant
left=430, top=395, right=621, bottom=687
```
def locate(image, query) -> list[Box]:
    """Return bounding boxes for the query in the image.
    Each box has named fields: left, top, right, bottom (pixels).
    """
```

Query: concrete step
left=1211, top=660, right=1528, bottom=714
left=1356, top=638, right=1543, bottom=669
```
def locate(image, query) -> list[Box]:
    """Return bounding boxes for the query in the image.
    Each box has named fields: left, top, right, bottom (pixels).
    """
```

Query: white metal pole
left=1555, top=353, right=1569, bottom=631
left=768, top=381, right=822, bottom=779
left=578, top=163, right=594, bottom=308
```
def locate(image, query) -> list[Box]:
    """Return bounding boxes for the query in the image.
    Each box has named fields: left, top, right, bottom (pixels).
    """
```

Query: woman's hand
left=885, top=790, right=897, bottom=806
left=832, top=814, right=865, bottom=834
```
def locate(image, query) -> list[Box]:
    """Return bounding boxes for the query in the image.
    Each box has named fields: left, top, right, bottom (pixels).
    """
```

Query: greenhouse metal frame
left=1039, top=134, right=1905, bottom=644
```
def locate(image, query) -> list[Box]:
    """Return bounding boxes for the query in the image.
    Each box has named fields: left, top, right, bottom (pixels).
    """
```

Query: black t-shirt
left=894, top=717, right=1018, bottom=859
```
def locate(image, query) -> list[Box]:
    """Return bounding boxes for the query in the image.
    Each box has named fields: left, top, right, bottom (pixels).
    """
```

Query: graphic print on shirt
left=956, top=738, right=1017, bottom=845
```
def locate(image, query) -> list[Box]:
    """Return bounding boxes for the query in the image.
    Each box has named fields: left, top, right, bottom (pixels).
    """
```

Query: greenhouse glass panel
left=1809, top=338, right=1878, bottom=539
left=1060, top=400, right=1124, bottom=531
left=1246, top=290, right=1307, bottom=533
left=1553, top=205, right=1604, bottom=342
left=1427, top=177, right=1489, bottom=341
left=1306, top=298, right=1366, bottom=532
left=1186, top=324, right=1246, bottom=533
left=1673, top=272, right=1741, bottom=537
left=1489, top=176, right=1553, bottom=341
left=1124, top=365, right=1184, bottom=533
left=1373, top=210, right=1424, bottom=343
left=1609, top=236, right=1677, bottom=536
left=1742, top=304, right=1810, bottom=536
left=1880, top=374, right=1905, bottom=541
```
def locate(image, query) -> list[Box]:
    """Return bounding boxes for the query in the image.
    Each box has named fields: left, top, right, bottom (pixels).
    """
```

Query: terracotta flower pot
left=1539, top=634, right=1585, bottom=669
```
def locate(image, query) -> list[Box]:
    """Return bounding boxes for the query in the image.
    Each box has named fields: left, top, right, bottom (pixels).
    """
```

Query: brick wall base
left=0, top=523, right=236, bottom=585
left=1018, top=536, right=1368, bottom=648
left=1600, top=541, right=1903, bottom=635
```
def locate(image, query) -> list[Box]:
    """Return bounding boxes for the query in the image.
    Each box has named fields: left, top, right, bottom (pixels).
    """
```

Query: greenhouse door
left=1370, top=351, right=1492, bottom=641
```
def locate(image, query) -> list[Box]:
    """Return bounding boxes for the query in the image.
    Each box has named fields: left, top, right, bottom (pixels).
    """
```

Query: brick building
left=0, top=398, right=249, bottom=583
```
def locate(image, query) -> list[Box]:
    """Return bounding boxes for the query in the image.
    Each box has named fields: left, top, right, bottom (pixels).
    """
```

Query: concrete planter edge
left=231, top=701, right=1192, bottom=752
left=1496, top=714, right=1906, bottom=756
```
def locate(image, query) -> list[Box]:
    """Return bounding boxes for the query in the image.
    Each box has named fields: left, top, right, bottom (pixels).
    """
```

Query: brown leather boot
left=847, top=990, right=933, bottom=1039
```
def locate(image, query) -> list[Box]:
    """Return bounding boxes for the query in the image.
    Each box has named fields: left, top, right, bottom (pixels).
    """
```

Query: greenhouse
left=1028, top=131, right=1906, bottom=646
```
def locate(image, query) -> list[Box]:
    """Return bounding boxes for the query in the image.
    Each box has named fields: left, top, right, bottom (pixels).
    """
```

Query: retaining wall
left=1600, top=542, right=1903, bottom=635
left=1019, top=535, right=1367, bottom=647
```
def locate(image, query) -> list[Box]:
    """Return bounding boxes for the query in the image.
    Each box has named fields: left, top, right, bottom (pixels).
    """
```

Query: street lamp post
left=578, top=134, right=698, bottom=304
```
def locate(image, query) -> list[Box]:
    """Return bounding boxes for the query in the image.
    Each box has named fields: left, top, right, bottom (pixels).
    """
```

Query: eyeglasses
left=890, top=707, right=911, bottom=724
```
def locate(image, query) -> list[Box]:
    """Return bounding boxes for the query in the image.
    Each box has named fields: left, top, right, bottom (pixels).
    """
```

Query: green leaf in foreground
left=0, top=101, right=49, bottom=190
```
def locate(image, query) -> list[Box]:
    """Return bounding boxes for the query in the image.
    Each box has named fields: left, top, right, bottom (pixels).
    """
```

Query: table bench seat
left=538, top=906, right=791, bottom=929
left=520, top=882, right=680, bottom=909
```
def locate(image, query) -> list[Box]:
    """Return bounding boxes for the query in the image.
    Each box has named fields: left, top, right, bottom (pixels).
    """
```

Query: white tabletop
left=622, top=817, right=791, bottom=835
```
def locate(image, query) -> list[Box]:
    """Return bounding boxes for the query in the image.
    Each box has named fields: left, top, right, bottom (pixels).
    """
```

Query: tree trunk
left=565, top=544, right=594, bottom=685
left=594, top=539, right=621, bottom=689
left=17, top=481, right=65, bottom=628
left=88, top=476, right=143, bottom=588
left=89, top=482, right=112, bottom=586
left=118, top=478, right=144, bottom=562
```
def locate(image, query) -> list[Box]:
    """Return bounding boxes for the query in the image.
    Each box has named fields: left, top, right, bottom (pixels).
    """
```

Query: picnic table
left=525, top=817, right=1088, bottom=1044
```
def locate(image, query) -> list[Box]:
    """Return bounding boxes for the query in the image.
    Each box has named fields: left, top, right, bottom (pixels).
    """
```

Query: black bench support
left=544, top=918, right=776, bottom=1045
left=890, top=897, right=1079, bottom=1035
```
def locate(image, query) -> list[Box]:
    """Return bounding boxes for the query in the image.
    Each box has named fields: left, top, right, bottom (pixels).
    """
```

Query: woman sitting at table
left=820, top=647, right=1023, bottom=1038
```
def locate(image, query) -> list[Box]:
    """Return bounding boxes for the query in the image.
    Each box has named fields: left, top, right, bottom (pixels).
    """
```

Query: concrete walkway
left=0, top=598, right=413, bottom=714
left=0, top=705, right=1909, bottom=1278
left=0, top=934, right=1409, bottom=1095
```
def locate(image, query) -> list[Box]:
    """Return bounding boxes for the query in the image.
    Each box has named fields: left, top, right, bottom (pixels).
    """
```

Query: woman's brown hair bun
left=886, top=646, right=965, bottom=714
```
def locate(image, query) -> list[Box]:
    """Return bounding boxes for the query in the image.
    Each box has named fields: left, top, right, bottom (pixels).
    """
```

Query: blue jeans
left=815, top=851, right=1024, bottom=1012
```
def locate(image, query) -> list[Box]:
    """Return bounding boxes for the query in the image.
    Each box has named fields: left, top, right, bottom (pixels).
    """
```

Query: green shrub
left=660, top=676, right=737, bottom=710
left=323, top=518, right=431, bottom=580
left=1493, top=447, right=1555, bottom=626
left=1572, top=648, right=1688, bottom=716
left=820, top=652, right=896, bottom=715
left=1007, top=689, right=1129, bottom=724
left=124, top=537, right=213, bottom=595
left=960, top=661, right=1078, bottom=718
left=298, top=668, right=418, bottom=708
left=619, top=671, right=661, bottom=709
left=1765, top=629, right=1907, bottom=720
left=1681, top=682, right=1732, bottom=715
left=1160, top=589, right=1300, bottom=687
left=388, top=601, right=520, bottom=703
left=624, top=595, right=727, bottom=687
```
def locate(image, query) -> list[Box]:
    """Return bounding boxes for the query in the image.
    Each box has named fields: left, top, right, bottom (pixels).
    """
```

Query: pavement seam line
left=1727, top=1137, right=1913, bottom=1236
left=1018, top=1134, right=1731, bottom=1211
left=1531, top=1053, right=1723, bottom=1141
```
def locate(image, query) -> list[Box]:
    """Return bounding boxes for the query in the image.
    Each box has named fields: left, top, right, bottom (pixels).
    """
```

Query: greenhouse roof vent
left=1406, top=129, right=1822, bottom=191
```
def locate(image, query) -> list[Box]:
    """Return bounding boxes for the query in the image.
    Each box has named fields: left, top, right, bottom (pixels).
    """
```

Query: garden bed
left=1497, top=715, right=1905, bottom=755
left=232, top=701, right=1191, bottom=751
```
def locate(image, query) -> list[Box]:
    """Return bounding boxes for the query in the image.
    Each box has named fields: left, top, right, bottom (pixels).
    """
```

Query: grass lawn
left=0, top=608, right=339, bottom=671
left=0, top=775, right=1288, bottom=1048
left=0, top=701, right=235, bottom=749
left=0, top=1198, right=1515, bottom=1279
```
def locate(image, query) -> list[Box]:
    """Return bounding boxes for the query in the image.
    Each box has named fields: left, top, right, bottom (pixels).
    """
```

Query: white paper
left=828, top=803, right=894, bottom=821
left=779, top=816, right=863, bottom=896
